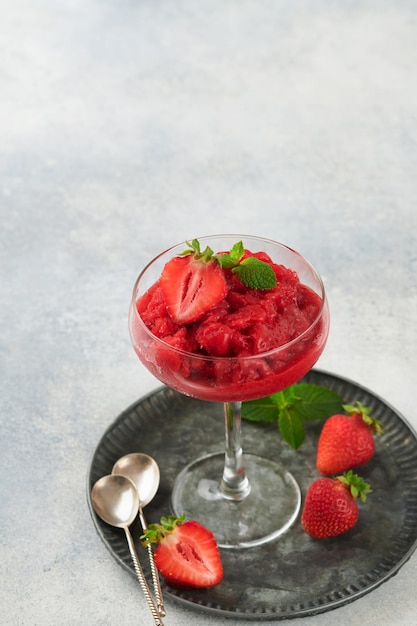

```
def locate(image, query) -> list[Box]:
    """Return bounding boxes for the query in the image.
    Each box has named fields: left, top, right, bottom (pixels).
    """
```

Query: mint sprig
left=215, top=241, right=277, bottom=290
left=215, top=241, right=245, bottom=269
left=241, top=383, right=344, bottom=449
left=233, top=257, right=277, bottom=290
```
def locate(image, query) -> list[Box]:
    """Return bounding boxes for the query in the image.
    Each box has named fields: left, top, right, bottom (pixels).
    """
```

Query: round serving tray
left=87, top=369, right=417, bottom=620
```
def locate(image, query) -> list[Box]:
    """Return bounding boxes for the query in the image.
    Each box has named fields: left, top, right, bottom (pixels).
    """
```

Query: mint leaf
left=233, top=257, right=277, bottom=290
left=279, top=409, right=306, bottom=449
left=241, top=397, right=279, bottom=423
left=229, top=241, right=245, bottom=264
left=217, top=255, right=238, bottom=270
left=241, top=390, right=306, bottom=447
left=215, top=241, right=245, bottom=269
left=241, top=383, right=344, bottom=450
left=286, top=384, right=344, bottom=421
left=214, top=241, right=276, bottom=290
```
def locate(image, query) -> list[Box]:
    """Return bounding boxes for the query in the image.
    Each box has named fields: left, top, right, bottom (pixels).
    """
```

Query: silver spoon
left=91, top=474, right=164, bottom=626
left=112, top=453, right=165, bottom=617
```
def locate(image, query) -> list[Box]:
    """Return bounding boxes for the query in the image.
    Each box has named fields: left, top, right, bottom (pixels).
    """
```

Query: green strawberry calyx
left=179, top=239, right=277, bottom=290
left=141, top=514, right=186, bottom=546
left=343, top=401, right=383, bottom=434
left=179, top=239, right=216, bottom=263
left=336, top=470, right=372, bottom=503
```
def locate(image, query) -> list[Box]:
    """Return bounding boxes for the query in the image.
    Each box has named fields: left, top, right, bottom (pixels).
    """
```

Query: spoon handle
left=139, top=509, right=166, bottom=617
left=124, top=527, right=164, bottom=626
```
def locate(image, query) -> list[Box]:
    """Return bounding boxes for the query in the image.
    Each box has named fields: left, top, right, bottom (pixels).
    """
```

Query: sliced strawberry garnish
left=143, top=515, right=223, bottom=589
left=160, top=241, right=227, bottom=324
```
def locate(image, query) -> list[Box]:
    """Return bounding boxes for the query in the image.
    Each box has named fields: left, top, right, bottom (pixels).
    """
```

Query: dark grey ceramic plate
left=87, top=369, right=417, bottom=620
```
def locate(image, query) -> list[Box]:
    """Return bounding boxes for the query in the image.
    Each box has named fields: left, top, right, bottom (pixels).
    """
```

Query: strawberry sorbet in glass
left=129, top=235, right=329, bottom=548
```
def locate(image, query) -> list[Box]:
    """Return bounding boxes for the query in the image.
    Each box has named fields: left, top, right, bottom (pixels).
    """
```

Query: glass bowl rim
left=129, top=234, right=328, bottom=363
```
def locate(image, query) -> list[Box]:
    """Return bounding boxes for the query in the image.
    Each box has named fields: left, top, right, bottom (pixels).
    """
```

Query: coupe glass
left=129, top=235, right=329, bottom=548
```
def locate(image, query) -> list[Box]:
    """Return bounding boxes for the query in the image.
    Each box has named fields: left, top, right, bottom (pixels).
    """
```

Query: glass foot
left=171, top=452, right=301, bottom=549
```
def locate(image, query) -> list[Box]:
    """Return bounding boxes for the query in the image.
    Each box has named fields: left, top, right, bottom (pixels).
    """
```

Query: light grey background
left=1, top=1, right=416, bottom=625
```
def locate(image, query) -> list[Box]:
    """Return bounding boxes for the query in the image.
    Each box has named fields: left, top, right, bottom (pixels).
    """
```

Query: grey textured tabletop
left=1, top=1, right=417, bottom=625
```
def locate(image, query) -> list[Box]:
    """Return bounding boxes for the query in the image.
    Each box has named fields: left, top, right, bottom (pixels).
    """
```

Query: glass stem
left=219, top=402, right=251, bottom=501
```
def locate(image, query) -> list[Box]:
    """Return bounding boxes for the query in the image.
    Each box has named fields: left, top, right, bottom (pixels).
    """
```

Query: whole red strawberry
left=301, top=471, right=371, bottom=539
left=316, top=401, right=382, bottom=475
left=142, top=515, right=223, bottom=588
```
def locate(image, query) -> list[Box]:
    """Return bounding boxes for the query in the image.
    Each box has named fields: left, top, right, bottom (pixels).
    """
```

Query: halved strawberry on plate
left=160, top=240, right=228, bottom=325
left=142, top=515, right=224, bottom=589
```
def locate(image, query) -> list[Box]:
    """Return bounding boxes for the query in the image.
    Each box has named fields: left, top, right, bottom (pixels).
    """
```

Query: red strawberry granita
left=129, top=237, right=329, bottom=402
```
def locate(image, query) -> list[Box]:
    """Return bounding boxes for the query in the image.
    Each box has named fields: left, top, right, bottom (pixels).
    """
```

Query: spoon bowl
left=112, top=453, right=160, bottom=506
left=91, top=474, right=139, bottom=527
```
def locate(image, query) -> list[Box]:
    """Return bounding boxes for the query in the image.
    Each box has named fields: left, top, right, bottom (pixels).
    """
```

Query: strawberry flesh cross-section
left=143, top=516, right=224, bottom=588
left=160, top=255, right=228, bottom=325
